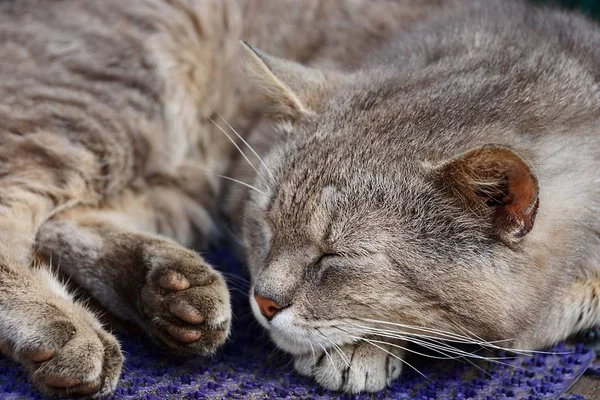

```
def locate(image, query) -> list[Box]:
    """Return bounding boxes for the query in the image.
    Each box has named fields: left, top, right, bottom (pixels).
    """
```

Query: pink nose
left=254, top=292, right=282, bottom=319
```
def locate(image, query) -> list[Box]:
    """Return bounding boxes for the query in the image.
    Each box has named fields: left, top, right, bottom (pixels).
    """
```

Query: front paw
left=293, top=340, right=405, bottom=393
left=8, top=306, right=123, bottom=398
left=140, top=246, right=231, bottom=355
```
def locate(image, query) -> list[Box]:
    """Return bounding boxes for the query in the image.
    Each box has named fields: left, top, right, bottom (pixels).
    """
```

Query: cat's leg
left=35, top=187, right=231, bottom=355
left=293, top=340, right=405, bottom=393
left=0, top=265, right=122, bottom=397
left=0, top=133, right=123, bottom=397
left=514, top=276, right=600, bottom=349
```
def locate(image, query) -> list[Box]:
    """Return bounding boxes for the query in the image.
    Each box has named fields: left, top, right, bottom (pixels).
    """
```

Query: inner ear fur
left=433, top=145, right=539, bottom=245
left=239, top=40, right=337, bottom=120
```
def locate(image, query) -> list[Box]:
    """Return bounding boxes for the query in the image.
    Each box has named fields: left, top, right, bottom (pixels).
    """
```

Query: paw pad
left=158, top=270, right=190, bottom=291
left=44, top=375, right=80, bottom=388
left=28, top=349, right=56, bottom=363
left=169, top=301, right=205, bottom=324
left=140, top=252, right=231, bottom=355
left=165, top=326, right=202, bottom=343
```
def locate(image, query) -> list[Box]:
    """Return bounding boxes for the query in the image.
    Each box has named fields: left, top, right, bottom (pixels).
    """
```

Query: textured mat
left=0, top=247, right=597, bottom=400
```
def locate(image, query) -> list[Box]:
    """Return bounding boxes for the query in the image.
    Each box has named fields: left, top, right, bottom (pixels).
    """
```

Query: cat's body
left=0, top=0, right=439, bottom=397
left=237, top=0, right=600, bottom=393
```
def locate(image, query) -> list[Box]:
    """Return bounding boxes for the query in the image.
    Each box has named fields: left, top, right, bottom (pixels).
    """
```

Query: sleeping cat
left=233, top=0, right=600, bottom=393
left=0, top=0, right=438, bottom=397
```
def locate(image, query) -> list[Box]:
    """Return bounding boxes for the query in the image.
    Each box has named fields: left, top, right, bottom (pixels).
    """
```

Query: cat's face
left=240, top=43, right=542, bottom=356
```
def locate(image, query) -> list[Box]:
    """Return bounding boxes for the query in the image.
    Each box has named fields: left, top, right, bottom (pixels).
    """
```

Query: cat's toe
left=158, top=269, right=191, bottom=291
left=141, top=252, right=231, bottom=356
left=19, top=320, right=76, bottom=363
left=296, top=340, right=404, bottom=393
left=14, top=316, right=122, bottom=398
left=169, top=300, right=205, bottom=324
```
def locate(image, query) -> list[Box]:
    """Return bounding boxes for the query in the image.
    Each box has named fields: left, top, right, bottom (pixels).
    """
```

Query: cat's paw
left=140, top=246, right=231, bottom=355
left=293, top=340, right=405, bottom=393
left=9, top=311, right=122, bottom=398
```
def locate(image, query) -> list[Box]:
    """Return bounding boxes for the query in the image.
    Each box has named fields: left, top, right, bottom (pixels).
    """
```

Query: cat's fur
left=0, top=0, right=439, bottom=397
left=237, top=0, right=600, bottom=393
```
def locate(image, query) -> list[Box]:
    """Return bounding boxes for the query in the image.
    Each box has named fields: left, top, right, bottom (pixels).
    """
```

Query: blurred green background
left=537, top=0, right=600, bottom=20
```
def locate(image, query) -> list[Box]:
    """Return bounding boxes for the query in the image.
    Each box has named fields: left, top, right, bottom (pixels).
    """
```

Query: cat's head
left=239, top=42, right=543, bottom=355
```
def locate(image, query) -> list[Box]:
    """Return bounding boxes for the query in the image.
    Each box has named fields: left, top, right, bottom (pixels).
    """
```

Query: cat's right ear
left=431, top=145, right=539, bottom=246
left=239, top=41, right=336, bottom=120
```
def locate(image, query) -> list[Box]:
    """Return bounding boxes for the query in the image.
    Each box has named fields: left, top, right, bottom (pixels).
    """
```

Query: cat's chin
left=269, top=330, right=316, bottom=356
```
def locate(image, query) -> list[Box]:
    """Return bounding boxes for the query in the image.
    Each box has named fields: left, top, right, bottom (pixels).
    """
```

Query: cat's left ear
left=240, top=41, right=338, bottom=120
left=432, top=145, right=539, bottom=246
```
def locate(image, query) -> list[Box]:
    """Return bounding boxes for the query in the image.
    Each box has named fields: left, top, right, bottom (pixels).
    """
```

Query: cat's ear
left=433, top=145, right=539, bottom=245
left=240, top=41, right=335, bottom=120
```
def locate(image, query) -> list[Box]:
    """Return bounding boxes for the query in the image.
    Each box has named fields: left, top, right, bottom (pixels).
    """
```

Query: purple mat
left=0, top=248, right=596, bottom=399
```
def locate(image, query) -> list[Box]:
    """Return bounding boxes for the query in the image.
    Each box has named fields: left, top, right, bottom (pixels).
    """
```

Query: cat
left=0, top=0, right=438, bottom=397
left=234, top=0, right=600, bottom=393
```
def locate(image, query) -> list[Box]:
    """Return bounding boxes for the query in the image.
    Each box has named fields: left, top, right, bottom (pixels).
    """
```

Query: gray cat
left=237, top=0, right=600, bottom=393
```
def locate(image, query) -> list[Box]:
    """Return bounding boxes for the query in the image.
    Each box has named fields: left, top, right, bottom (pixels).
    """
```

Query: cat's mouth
left=269, top=320, right=364, bottom=356
left=250, top=292, right=360, bottom=355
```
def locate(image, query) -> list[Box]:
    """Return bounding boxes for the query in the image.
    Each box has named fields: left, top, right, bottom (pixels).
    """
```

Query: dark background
left=539, top=0, right=600, bottom=19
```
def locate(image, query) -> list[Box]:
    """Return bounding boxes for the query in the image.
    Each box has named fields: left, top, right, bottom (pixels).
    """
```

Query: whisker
left=418, top=341, right=495, bottom=378
left=220, top=272, right=250, bottom=283
left=228, top=287, right=249, bottom=297
left=451, top=323, right=572, bottom=356
left=225, top=282, right=249, bottom=292
left=209, top=117, right=265, bottom=182
left=309, top=341, right=317, bottom=369
left=352, top=325, right=517, bottom=362
left=221, top=278, right=250, bottom=293
left=406, top=337, right=521, bottom=370
left=359, top=337, right=431, bottom=382
left=344, top=325, right=493, bottom=361
left=217, top=113, right=275, bottom=180
left=316, top=341, right=335, bottom=370
left=359, top=334, right=520, bottom=370
left=388, top=333, right=495, bottom=377
left=222, top=276, right=249, bottom=287
left=403, top=335, right=516, bottom=364
left=449, top=323, right=520, bottom=355
left=361, top=318, right=571, bottom=356
left=193, top=163, right=266, bottom=195
left=352, top=323, right=491, bottom=348
left=359, top=318, right=488, bottom=344
left=358, top=318, right=536, bottom=355
left=350, top=325, right=520, bottom=373
left=316, top=328, right=351, bottom=368
left=410, top=339, right=495, bottom=378
left=215, top=174, right=266, bottom=195
left=344, top=333, right=455, bottom=361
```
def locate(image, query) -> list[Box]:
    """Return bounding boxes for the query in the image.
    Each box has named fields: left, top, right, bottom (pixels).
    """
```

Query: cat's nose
left=253, top=292, right=282, bottom=320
